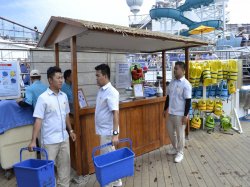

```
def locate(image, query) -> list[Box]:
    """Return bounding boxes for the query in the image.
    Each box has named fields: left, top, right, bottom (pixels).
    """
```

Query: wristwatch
left=113, top=130, right=119, bottom=136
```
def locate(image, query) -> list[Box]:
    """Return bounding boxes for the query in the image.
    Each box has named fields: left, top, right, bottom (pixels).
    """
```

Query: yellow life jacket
left=206, top=99, right=214, bottom=111
left=216, top=60, right=223, bottom=82
left=222, top=61, right=228, bottom=80
left=227, top=59, right=238, bottom=82
left=191, top=115, right=201, bottom=129
left=210, top=60, right=218, bottom=84
left=195, top=64, right=202, bottom=87
left=228, top=81, right=236, bottom=94
left=214, top=99, right=223, bottom=116
left=189, top=62, right=196, bottom=87
left=198, top=99, right=206, bottom=111
left=192, top=101, right=198, bottom=110
left=202, top=61, right=212, bottom=86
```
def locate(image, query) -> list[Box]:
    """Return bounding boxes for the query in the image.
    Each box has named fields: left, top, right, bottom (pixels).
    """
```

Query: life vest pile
left=206, top=99, right=214, bottom=111
left=214, top=99, right=223, bottom=116
left=198, top=99, right=206, bottom=111
left=205, top=115, right=215, bottom=130
left=191, top=115, right=202, bottom=129
left=220, top=114, right=232, bottom=131
left=189, top=59, right=238, bottom=87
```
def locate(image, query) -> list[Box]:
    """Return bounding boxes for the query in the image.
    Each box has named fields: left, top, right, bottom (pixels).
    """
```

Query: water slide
left=150, top=0, right=222, bottom=36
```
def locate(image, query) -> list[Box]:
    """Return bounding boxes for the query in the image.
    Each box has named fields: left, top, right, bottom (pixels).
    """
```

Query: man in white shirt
left=163, top=61, right=192, bottom=163
left=94, top=64, right=122, bottom=187
left=28, top=66, right=76, bottom=187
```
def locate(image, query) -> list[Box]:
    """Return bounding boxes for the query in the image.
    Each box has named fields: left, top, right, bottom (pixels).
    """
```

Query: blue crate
left=92, top=138, right=135, bottom=187
left=13, top=147, right=55, bottom=187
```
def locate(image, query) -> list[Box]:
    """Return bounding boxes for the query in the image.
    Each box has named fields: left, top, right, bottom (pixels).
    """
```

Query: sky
left=0, top=0, right=249, bottom=32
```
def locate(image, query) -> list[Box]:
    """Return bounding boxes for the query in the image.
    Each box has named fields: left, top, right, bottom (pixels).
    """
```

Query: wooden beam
left=54, top=43, right=59, bottom=67
left=184, top=47, right=190, bottom=139
left=162, top=51, right=166, bottom=96
left=185, top=47, right=189, bottom=80
left=70, top=35, right=82, bottom=175
left=45, top=23, right=65, bottom=47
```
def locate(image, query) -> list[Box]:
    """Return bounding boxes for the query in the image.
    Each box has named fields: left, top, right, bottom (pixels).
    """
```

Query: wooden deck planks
left=1, top=122, right=250, bottom=187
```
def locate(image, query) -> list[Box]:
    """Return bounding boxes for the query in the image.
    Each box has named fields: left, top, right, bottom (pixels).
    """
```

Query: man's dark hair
left=47, top=66, right=62, bottom=79
left=175, top=61, right=186, bottom=71
left=64, top=69, right=71, bottom=80
left=95, top=64, right=110, bottom=79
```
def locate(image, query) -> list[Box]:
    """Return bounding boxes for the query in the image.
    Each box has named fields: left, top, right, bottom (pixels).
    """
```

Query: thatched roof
left=38, top=16, right=209, bottom=53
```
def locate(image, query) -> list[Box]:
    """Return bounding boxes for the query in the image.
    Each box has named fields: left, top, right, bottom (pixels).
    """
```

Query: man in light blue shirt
left=18, top=69, right=47, bottom=109
left=61, top=69, right=73, bottom=113
left=163, top=61, right=192, bottom=163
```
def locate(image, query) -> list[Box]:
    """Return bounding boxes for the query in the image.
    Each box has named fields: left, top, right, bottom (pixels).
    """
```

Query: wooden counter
left=70, top=97, right=170, bottom=175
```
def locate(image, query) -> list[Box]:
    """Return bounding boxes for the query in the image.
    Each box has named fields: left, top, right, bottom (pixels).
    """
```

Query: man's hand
left=28, top=141, right=36, bottom=152
left=112, top=135, right=119, bottom=146
left=182, top=116, right=188, bottom=125
left=70, top=132, right=76, bottom=142
left=163, top=109, right=168, bottom=118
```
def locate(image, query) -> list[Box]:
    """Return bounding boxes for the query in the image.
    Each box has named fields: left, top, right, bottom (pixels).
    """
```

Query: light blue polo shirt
left=167, top=76, right=192, bottom=116
left=33, top=88, right=70, bottom=144
left=24, top=80, right=47, bottom=108
left=95, top=82, right=119, bottom=136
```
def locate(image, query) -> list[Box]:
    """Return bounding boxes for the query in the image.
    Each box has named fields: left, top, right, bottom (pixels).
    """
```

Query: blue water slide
left=150, top=8, right=194, bottom=27
left=150, top=8, right=222, bottom=36
left=178, top=0, right=214, bottom=12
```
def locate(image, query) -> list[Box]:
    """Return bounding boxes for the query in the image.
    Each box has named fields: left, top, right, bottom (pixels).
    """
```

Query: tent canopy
left=37, top=16, right=209, bottom=53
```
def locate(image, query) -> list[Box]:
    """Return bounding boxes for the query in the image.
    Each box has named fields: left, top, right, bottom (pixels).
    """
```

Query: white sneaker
left=174, top=153, right=184, bottom=163
left=112, top=179, right=122, bottom=187
left=167, top=148, right=177, bottom=155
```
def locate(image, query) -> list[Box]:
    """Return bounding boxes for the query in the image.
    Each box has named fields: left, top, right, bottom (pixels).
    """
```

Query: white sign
left=116, top=62, right=131, bottom=88
left=0, top=61, right=21, bottom=99
left=133, top=84, right=144, bottom=98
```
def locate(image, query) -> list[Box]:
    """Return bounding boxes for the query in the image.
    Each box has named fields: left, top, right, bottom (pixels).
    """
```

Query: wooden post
left=70, top=36, right=82, bottom=175
left=54, top=43, right=59, bottom=67
left=184, top=47, right=190, bottom=138
left=184, top=47, right=189, bottom=80
left=162, top=50, right=166, bottom=96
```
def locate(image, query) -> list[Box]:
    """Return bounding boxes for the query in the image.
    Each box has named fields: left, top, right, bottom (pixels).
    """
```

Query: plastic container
left=92, top=138, right=135, bottom=187
left=13, top=147, right=55, bottom=187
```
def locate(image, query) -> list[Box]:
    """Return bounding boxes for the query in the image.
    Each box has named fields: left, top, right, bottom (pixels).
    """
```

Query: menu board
left=0, top=61, right=21, bottom=99
left=116, top=62, right=131, bottom=88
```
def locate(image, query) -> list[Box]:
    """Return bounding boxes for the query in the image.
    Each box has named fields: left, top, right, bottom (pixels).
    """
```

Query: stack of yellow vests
left=227, top=59, right=238, bottom=94
left=228, top=59, right=238, bottom=82
left=202, top=61, right=212, bottom=86
left=198, top=99, right=206, bottom=111
left=191, top=115, right=202, bottom=129
left=206, top=99, right=214, bottom=111
left=214, top=99, right=223, bottom=116
left=192, top=101, right=198, bottom=110
left=189, top=62, right=202, bottom=87
left=189, top=59, right=238, bottom=88
left=216, top=60, right=223, bottom=82
left=210, top=60, right=218, bottom=84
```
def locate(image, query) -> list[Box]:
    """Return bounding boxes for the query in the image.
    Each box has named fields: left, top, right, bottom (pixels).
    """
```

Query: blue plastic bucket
left=13, top=147, right=55, bottom=187
left=92, top=138, right=135, bottom=187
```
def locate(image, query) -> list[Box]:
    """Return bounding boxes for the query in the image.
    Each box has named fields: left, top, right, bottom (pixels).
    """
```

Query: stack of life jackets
left=220, top=114, right=232, bottom=131
left=191, top=115, right=202, bottom=129
left=205, top=115, right=215, bottom=130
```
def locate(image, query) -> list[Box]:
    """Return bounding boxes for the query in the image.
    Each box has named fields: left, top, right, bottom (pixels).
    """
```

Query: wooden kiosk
left=37, top=17, right=208, bottom=175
